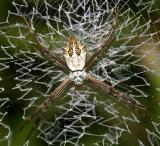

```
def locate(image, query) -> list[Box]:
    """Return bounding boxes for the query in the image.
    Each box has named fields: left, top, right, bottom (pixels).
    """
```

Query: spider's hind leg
left=84, top=0, right=120, bottom=70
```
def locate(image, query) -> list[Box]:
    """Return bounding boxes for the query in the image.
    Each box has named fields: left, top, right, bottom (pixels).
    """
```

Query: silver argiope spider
left=20, top=0, right=144, bottom=139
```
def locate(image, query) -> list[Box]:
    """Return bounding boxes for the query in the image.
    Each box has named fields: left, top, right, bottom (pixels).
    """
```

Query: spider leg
left=24, top=118, right=41, bottom=141
left=20, top=78, right=72, bottom=140
left=21, top=15, right=68, bottom=71
left=84, top=0, right=120, bottom=70
left=85, top=74, right=145, bottom=111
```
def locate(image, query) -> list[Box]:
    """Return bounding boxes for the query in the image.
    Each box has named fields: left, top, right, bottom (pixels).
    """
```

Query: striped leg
left=86, top=74, right=145, bottom=110
left=21, top=15, right=68, bottom=71
left=20, top=78, right=72, bottom=140
left=84, top=0, right=120, bottom=70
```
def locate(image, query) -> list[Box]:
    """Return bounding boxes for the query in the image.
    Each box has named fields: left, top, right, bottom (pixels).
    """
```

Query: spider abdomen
left=63, top=36, right=86, bottom=71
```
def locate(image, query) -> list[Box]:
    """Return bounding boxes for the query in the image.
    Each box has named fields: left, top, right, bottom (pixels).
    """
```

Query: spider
left=20, top=0, right=144, bottom=140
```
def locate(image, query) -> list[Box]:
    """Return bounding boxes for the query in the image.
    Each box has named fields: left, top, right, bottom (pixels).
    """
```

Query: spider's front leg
left=85, top=74, right=145, bottom=111
left=21, top=15, right=68, bottom=71
left=30, top=78, right=72, bottom=120
left=20, top=78, right=72, bottom=140
left=84, top=0, right=120, bottom=70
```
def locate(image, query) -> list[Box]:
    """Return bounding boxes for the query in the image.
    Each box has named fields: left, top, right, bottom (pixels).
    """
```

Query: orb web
left=0, top=0, right=160, bottom=146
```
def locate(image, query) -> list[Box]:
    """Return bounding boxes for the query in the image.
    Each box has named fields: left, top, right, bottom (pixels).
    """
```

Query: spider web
left=0, top=0, right=160, bottom=146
